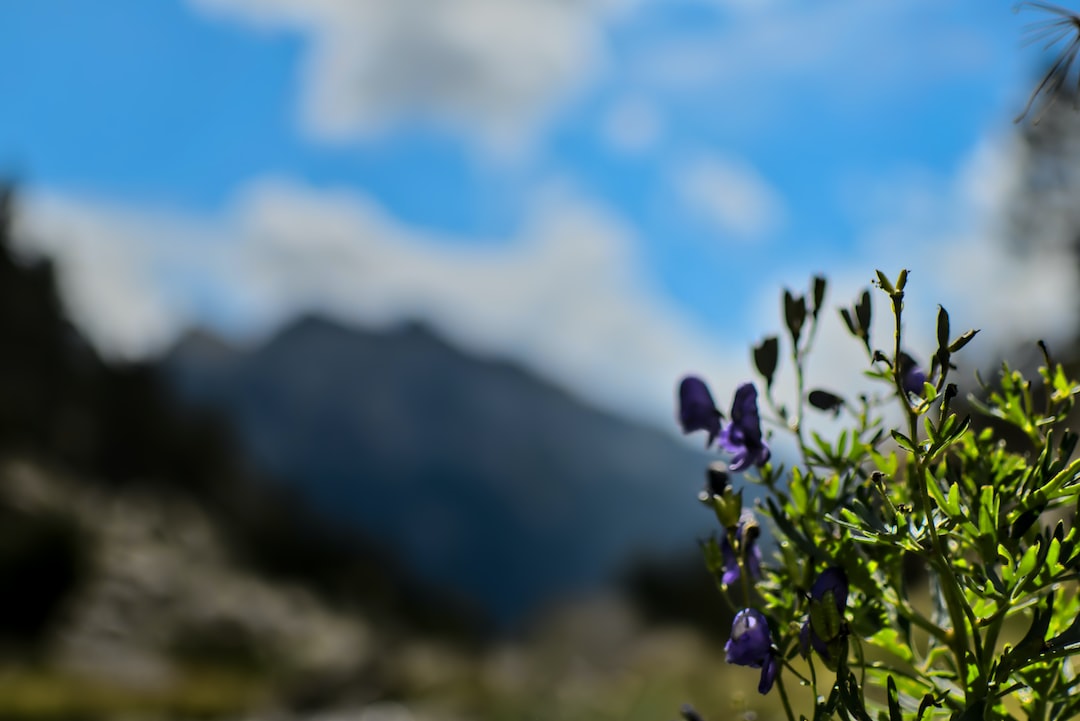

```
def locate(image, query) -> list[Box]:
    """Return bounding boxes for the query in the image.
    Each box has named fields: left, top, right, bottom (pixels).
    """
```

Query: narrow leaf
left=840, top=307, right=858, bottom=337
left=887, top=676, right=902, bottom=721
left=916, top=694, right=940, bottom=721
left=855, top=290, right=872, bottom=334
left=936, top=305, right=950, bottom=351
left=948, top=329, right=980, bottom=354
left=875, top=270, right=895, bottom=294
left=891, top=430, right=916, bottom=453
left=945, top=482, right=961, bottom=518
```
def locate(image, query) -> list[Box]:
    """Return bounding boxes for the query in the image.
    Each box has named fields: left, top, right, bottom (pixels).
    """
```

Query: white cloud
left=13, top=180, right=735, bottom=426
left=10, top=196, right=220, bottom=356
left=753, top=132, right=1079, bottom=396
left=851, top=135, right=1077, bottom=354
left=12, top=129, right=1070, bottom=437
left=635, top=0, right=1002, bottom=109
left=676, top=154, right=786, bottom=240
left=600, top=95, right=662, bottom=154
left=187, top=0, right=634, bottom=154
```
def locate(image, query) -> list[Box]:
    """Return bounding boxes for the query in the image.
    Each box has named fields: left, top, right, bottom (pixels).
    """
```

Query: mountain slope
left=165, top=316, right=713, bottom=626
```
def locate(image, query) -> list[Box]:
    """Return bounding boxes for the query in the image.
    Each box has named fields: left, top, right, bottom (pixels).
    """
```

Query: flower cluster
left=670, top=272, right=1080, bottom=721
left=677, top=377, right=770, bottom=471
left=679, top=375, right=778, bottom=694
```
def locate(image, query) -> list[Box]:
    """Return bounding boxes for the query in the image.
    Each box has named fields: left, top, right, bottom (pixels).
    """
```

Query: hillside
left=165, top=315, right=714, bottom=626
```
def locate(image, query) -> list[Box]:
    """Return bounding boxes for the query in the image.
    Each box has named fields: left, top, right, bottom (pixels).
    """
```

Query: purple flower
left=721, top=510, right=762, bottom=586
left=718, top=383, right=770, bottom=471
left=725, top=608, right=779, bottom=695
left=678, top=376, right=723, bottom=446
left=759, top=654, right=781, bottom=695
left=800, top=567, right=849, bottom=664
left=725, top=609, right=771, bottom=666
left=798, top=619, right=811, bottom=657
left=899, top=353, right=926, bottom=397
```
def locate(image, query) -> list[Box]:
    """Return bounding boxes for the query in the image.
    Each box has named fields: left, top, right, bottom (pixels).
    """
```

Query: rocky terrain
left=0, top=458, right=780, bottom=721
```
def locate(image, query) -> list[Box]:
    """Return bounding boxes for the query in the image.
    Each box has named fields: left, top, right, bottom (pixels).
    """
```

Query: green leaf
left=978, top=485, right=997, bottom=537
left=851, top=498, right=888, bottom=534
left=936, top=305, right=950, bottom=351
left=944, top=414, right=971, bottom=445
left=948, top=329, right=979, bottom=353
left=999, top=592, right=1054, bottom=676
left=701, top=537, right=726, bottom=580
left=1045, top=606, right=1080, bottom=655
left=870, top=451, right=899, bottom=476
left=916, top=694, right=940, bottom=721
left=945, top=482, right=961, bottom=518
left=1046, top=537, right=1061, bottom=571
left=818, top=685, right=842, bottom=721
left=891, top=430, right=916, bottom=453
left=838, top=669, right=872, bottom=721
left=1011, top=505, right=1045, bottom=539
left=1016, top=542, right=1040, bottom=582
left=867, top=627, right=914, bottom=663
left=886, top=676, right=902, bottom=721
left=925, top=473, right=949, bottom=517
left=923, top=415, right=941, bottom=447
left=790, top=467, right=809, bottom=513
left=714, top=489, right=743, bottom=529
left=767, top=497, right=826, bottom=562
left=810, top=592, right=843, bottom=643
left=875, top=270, right=895, bottom=294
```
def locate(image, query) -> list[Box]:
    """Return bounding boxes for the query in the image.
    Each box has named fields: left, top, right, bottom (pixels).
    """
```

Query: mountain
left=164, top=315, right=714, bottom=627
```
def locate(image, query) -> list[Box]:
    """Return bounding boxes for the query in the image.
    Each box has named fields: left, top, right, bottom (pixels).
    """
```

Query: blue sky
left=0, top=0, right=1074, bottom=426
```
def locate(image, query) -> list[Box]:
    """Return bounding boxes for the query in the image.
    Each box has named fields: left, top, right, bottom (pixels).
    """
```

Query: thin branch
left=1016, top=2, right=1080, bottom=123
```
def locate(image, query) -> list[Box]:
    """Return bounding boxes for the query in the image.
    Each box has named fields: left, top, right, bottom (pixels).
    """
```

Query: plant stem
left=776, top=671, right=797, bottom=721
left=782, top=660, right=812, bottom=686
left=889, top=286, right=975, bottom=704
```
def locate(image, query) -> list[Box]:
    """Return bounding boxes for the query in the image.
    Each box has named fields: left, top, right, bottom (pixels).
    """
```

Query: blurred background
left=0, top=1, right=1078, bottom=719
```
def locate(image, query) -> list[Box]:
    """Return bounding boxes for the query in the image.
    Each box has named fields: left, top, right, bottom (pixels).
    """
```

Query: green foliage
left=690, top=270, right=1080, bottom=721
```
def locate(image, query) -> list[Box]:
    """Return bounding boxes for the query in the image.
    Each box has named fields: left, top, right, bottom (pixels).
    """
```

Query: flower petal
left=730, top=383, right=764, bottom=447
left=725, top=609, right=772, bottom=667
left=718, top=383, right=770, bottom=470
left=721, top=537, right=741, bottom=586
left=678, top=376, right=722, bottom=444
left=758, top=653, right=780, bottom=695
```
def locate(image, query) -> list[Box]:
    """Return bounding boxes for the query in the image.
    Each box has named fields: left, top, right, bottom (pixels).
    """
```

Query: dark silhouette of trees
left=0, top=185, right=486, bottom=645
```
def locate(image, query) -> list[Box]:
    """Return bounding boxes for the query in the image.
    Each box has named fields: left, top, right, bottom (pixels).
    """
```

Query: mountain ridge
left=163, top=312, right=714, bottom=627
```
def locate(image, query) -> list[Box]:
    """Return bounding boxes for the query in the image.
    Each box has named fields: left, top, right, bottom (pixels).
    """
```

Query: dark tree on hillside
left=0, top=185, right=488, bottom=642
left=0, top=188, right=104, bottom=463
left=0, top=185, right=239, bottom=492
